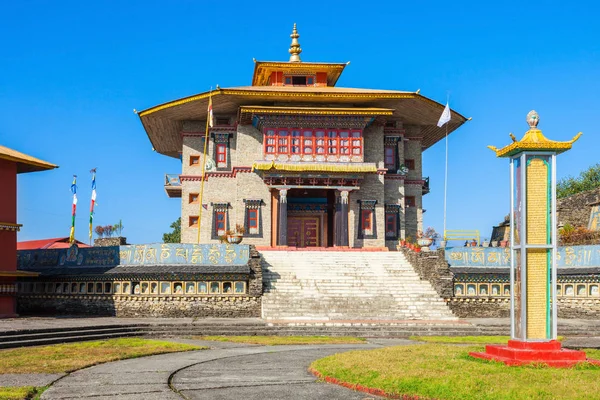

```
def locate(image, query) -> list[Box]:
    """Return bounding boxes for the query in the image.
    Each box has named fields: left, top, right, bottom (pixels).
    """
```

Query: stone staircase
left=260, top=251, right=456, bottom=321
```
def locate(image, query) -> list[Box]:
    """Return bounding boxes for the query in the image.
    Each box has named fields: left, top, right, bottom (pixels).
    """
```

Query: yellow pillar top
left=488, top=110, right=581, bottom=157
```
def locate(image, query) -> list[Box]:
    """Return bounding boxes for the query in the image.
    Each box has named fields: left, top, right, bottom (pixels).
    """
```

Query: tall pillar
left=336, top=190, right=349, bottom=246
left=278, top=189, right=288, bottom=246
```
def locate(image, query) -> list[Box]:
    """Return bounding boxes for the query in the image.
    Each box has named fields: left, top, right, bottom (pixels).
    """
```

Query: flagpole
left=443, top=121, right=449, bottom=241
left=196, top=89, right=213, bottom=244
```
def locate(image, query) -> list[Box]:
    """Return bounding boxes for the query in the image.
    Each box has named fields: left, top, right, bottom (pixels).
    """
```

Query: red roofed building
left=18, top=237, right=90, bottom=250
left=0, top=145, right=57, bottom=317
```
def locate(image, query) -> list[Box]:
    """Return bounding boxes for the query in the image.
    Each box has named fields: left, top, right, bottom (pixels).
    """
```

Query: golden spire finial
left=288, top=23, right=302, bottom=62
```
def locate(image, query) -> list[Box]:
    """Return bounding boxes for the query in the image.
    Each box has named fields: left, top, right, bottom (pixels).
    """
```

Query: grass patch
left=196, top=335, right=366, bottom=346
left=311, top=344, right=600, bottom=400
left=0, top=338, right=204, bottom=374
left=0, top=386, right=37, bottom=400
left=409, top=336, right=564, bottom=344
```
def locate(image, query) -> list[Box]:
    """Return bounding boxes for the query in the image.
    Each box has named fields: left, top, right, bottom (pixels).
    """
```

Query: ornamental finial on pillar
left=288, top=23, right=302, bottom=62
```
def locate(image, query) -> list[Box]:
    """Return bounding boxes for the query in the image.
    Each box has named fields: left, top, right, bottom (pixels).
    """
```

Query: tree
left=163, top=218, right=181, bottom=243
left=557, top=163, right=600, bottom=198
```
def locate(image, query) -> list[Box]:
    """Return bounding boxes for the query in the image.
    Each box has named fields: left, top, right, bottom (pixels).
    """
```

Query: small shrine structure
left=470, top=111, right=595, bottom=366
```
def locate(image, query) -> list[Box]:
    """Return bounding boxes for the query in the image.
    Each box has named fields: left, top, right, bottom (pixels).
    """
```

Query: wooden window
left=405, top=159, right=415, bottom=170
left=405, top=196, right=416, bottom=208
left=385, top=213, right=397, bottom=238
left=185, top=282, right=196, bottom=294
left=198, top=282, right=208, bottom=294
left=189, top=155, right=200, bottom=166
left=215, top=211, right=226, bottom=236
left=361, top=209, right=373, bottom=234
left=263, top=128, right=363, bottom=157
left=189, top=216, right=199, bottom=227
left=234, top=282, right=245, bottom=294
left=265, top=129, right=276, bottom=154
left=216, top=143, right=227, bottom=167
left=306, top=76, right=314, bottom=85
left=189, top=193, right=199, bottom=204
left=284, top=76, right=292, bottom=85
left=384, top=147, right=396, bottom=170
left=292, top=76, right=306, bottom=85
left=248, top=209, right=258, bottom=234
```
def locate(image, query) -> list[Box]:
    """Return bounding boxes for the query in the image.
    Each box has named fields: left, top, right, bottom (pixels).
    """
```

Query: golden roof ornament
left=488, top=110, right=582, bottom=157
left=288, top=23, right=302, bottom=62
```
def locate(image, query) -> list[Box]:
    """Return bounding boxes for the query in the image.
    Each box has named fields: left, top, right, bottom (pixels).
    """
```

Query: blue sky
left=1, top=1, right=598, bottom=244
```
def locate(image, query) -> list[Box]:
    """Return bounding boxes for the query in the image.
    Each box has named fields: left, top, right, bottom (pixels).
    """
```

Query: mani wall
left=444, top=245, right=600, bottom=319
left=558, top=187, right=600, bottom=229
left=15, top=243, right=262, bottom=318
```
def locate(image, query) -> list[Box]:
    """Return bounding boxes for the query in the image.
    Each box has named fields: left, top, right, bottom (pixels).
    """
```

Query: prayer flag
left=69, top=175, right=77, bottom=243
left=208, top=96, right=214, bottom=128
left=437, top=103, right=451, bottom=127
left=89, top=169, right=97, bottom=241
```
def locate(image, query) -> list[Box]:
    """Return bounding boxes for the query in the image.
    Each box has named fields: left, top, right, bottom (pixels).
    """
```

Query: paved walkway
left=35, top=338, right=413, bottom=399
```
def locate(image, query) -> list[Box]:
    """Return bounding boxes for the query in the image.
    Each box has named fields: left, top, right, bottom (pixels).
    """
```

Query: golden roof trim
left=240, top=106, right=393, bottom=116
left=252, top=161, right=378, bottom=173
left=253, top=61, right=346, bottom=69
left=488, top=111, right=582, bottom=157
left=139, top=89, right=420, bottom=117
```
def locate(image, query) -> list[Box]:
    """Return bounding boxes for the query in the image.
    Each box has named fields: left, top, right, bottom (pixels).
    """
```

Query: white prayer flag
left=437, top=103, right=451, bottom=127
left=208, top=96, right=214, bottom=128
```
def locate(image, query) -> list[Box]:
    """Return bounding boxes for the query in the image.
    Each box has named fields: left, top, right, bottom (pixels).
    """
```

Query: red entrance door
left=288, top=217, right=320, bottom=247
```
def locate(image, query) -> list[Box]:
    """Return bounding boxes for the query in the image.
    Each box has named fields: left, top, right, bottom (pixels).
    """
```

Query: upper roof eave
left=137, top=87, right=469, bottom=157
left=0, top=145, right=58, bottom=173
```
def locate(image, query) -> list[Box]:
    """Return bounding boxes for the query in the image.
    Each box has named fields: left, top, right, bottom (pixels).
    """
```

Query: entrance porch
left=270, top=188, right=351, bottom=248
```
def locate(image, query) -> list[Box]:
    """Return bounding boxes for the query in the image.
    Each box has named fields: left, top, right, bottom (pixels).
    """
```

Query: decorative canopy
left=488, top=110, right=582, bottom=157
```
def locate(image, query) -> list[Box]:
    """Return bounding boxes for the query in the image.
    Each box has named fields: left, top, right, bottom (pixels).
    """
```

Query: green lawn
left=196, top=335, right=366, bottom=346
left=311, top=344, right=600, bottom=400
left=0, top=386, right=39, bottom=400
left=409, top=336, right=564, bottom=345
left=0, top=338, right=204, bottom=374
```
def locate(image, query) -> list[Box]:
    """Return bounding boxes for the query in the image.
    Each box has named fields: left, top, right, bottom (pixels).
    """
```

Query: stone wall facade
left=17, top=295, right=261, bottom=318
left=177, top=120, right=426, bottom=248
left=558, top=187, right=600, bottom=228
left=94, top=237, right=127, bottom=247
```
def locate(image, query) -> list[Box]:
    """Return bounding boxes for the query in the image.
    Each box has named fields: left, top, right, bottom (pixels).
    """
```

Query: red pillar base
left=470, top=340, right=600, bottom=368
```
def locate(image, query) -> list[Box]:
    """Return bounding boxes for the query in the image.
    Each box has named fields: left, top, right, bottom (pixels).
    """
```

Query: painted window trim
left=243, top=199, right=263, bottom=238
left=211, top=202, right=230, bottom=239
left=263, top=128, right=363, bottom=158
left=357, top=200, right=377, bottom=239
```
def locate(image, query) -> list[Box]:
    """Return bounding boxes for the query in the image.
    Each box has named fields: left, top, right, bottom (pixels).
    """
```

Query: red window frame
left=215, top=211, right=226, bottom=235
left=384, top=147, right=396, bottom=169
left=216, top=143, right=227, bottom=166
left=248, top=209, right=258, bottom=229
left=405, top=159, right=415, bottom=170
left=361, top=210, right=372, bottom=231
left=385, top=214, right=397, bottom=237
left=189, top=216, right=199, bottom=227
left=189, top=193, right=199, bottom=204
left=405, top=196, right=416, bottom=208
left=264, top=128, right=363, bottom=157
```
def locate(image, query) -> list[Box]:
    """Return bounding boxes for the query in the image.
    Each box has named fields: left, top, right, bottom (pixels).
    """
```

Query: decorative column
left=336, top=190, right=349, bottom=246
left=471, top=110, right=590, bottom=367
left=278, top=189, right=288, bottom=246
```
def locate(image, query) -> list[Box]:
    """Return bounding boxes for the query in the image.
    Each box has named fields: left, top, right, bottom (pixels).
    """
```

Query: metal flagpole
left=443, top=121, right=449, bottom=239
left=196, top=89, right=213, bottom=244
